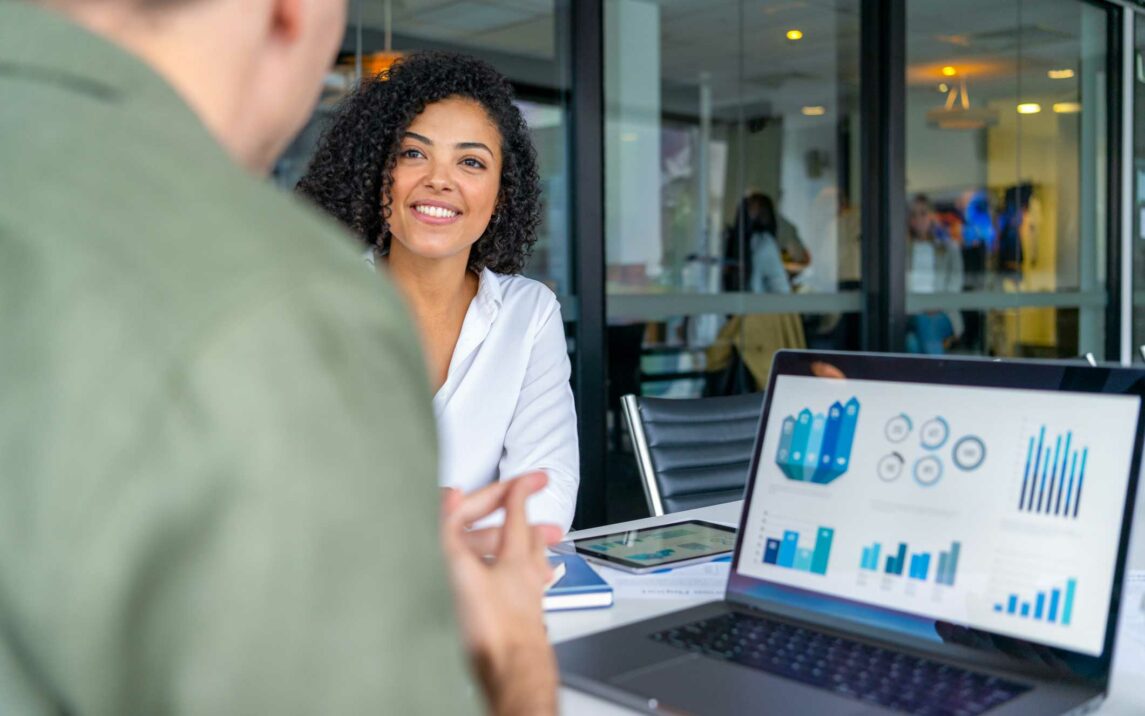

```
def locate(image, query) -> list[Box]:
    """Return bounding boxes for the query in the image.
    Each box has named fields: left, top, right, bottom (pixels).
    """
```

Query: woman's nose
left=424, top=162, right=453, bottom=191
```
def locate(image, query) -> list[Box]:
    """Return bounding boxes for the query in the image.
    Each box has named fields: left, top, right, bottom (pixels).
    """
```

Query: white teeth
left=415, top=204, right=457, bottom=219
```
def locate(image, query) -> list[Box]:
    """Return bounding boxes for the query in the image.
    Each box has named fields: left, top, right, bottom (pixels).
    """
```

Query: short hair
left=296, top=51, right=542, bottom=275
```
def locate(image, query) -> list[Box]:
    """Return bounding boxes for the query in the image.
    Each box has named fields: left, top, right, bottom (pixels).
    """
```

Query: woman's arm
left=497, top=296, right=579, bottom=533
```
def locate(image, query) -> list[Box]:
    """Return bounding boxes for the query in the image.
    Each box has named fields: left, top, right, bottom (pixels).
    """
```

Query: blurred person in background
left=0, top=1, right=558, bottom=714
left=906, top=194, right=965, bottom=355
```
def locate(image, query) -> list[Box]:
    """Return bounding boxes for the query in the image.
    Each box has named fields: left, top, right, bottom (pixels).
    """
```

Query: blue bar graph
left=763, top=526, right=834, bottom=576
left=909, top=553, right=931, bottom=581
left=860, top=543, right=881, bottom=571
left=858, top=540, right=960, bottom=586
left=1019, top=426, right=1087, bottom=519
left=994, top=578, right=1078, bottom=627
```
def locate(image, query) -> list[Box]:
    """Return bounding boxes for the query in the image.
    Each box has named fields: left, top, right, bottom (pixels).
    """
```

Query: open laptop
left=558, top=350, right=1145, bottom=715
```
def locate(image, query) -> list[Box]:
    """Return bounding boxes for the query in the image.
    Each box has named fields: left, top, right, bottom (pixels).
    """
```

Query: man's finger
left=460, top=523, right=564, bottom=559
left=460, top=527, right=502, bottom=556
left=443, top=480, right=513, bottom=528
left=500, top=473, right=547, bottom=560
left=444, top=471, right=549, bottom=528
left=536, top=524, right=564, bottom=546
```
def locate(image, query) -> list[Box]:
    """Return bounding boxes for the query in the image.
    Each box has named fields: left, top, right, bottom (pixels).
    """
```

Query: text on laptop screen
left=736, top=374, right=1140, bottom=656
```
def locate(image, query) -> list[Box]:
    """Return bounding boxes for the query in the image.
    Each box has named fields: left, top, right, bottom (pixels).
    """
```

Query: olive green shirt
left=0, top=2, right=475, bottom=713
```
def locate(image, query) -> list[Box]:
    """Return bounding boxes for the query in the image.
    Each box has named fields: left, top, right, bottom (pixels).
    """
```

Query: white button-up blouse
left=368, top=252, right=579, bottom=531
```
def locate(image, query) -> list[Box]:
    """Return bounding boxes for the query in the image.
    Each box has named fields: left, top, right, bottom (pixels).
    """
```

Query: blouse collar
left=364, top=247, right=503, bottom=403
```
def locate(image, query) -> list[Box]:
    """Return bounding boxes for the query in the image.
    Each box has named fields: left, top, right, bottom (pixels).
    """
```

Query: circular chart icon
left=877, top=452, right=906, bottom=482
left=952, top=436, right=987, bottom=471
left=913, top=456, right=943, bottom=487
left=885, top=414, right=912, bottom=443
left=920, top=417, right=950, bottom=450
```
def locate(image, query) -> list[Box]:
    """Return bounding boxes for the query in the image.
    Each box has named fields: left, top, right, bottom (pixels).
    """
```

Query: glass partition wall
left=602, top=0, right=862, bottom=520
left=905, top=0, right=1111, bottom=359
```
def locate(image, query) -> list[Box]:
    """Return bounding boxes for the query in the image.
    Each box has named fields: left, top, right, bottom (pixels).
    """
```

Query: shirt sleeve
left=34, top=273, right=479, bottom=715
left=497, top=294, right=580, bottom=533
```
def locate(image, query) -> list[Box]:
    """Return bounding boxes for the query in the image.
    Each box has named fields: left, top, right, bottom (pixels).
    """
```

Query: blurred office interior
left=275, top=0, right=1145, bottom=528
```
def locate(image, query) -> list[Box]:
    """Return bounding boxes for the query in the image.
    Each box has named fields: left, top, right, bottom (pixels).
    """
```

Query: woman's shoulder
left=488, top=271, right=561, bottom=311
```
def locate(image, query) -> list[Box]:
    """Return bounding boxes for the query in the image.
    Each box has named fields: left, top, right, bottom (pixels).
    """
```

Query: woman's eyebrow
left=403, top=131, right=432, bottom=144
left=456, top=141, right=494, bottom=156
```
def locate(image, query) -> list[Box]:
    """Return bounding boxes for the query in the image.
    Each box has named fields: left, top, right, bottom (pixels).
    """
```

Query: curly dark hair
left=296, top=51, right=541, bottom=274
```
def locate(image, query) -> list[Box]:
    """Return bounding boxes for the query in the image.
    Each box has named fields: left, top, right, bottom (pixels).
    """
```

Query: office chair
left=621, top=392, right=765, bottom=516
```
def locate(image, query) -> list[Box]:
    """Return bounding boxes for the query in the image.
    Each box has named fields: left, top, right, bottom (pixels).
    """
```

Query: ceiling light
left=927, top=76, right=998, bottom=130
left=938, top=83, right=950, bottom=93
left=941, top=66, right=957, bottom=77
left=1048, top=69, right=1075, bottom=80
left=801, top=106, right=826, bottom=116
left=786, top=29, right=804, bottom=41
left=1053, top=102, right=1082, bottom=114
left=1017, top=103, right=1042, bottom=114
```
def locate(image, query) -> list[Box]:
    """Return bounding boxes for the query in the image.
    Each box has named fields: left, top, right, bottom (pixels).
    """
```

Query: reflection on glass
left=603, top=0, right=862, bottom=441
left=602, top=0, right=862, bottom=523
left=906, top=0, right=1109, bottom=358
left=605, top=0, right=861, bottom=299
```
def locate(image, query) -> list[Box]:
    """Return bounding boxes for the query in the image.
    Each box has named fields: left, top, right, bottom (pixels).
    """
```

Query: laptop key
left=649, top=612, right=1030, bottom=715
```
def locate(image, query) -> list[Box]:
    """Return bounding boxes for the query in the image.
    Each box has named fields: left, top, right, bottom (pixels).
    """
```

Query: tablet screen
left=574, top=520, right=737, bottom=569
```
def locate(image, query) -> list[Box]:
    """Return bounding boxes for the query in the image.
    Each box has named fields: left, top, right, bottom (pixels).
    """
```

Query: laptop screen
left=734, top=370, right=1141, bottom=658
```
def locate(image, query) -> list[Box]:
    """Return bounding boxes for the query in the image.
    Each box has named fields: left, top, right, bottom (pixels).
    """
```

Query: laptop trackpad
left=611, top=653, right=890, bottom=715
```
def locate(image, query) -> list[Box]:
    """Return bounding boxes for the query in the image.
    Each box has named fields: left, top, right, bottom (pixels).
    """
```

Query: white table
left=550, top=501, right=1145, bottom=715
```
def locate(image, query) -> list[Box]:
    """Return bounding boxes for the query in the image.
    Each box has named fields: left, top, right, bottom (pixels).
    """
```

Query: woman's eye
left=401, top=148, right=424, bottom=160
left=461, top=158, right=486, bottom=170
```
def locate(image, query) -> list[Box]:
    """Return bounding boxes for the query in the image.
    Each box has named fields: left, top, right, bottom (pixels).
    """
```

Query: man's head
left=40, top=0, right=347, bottom=173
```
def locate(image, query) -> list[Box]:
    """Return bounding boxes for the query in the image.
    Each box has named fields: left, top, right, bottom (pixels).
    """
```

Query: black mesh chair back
left=621, top=392, right=765, bottom=516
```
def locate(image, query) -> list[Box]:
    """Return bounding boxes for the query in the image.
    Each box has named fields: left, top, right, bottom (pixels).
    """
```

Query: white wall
left=905, top=89, right=988, bottom=195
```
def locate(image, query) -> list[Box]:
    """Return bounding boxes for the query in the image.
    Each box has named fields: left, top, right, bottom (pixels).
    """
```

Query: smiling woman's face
left=386, top=97, right=503, bottom=265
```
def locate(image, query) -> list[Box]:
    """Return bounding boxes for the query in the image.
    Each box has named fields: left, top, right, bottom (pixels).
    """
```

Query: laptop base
left=557, top=600, right=1101, bottom=716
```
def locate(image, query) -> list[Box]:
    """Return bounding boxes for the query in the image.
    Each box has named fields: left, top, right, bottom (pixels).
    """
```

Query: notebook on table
left=546, top=554, right=614, bottom=611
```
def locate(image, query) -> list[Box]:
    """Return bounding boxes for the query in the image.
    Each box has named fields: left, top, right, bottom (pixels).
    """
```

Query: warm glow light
left=1048, top=68, right=1075, bottom=80
left=786, top=29, right=804, bottom=41
left=1053, top=102, right=1082, bottom=114
left=1017, top=103, right=1042, bottom=114
left=620, top=132, right=639, bottom=142
left=361, top=51, right=404, bottom=79
left=938, top=83, right=950, bottom=93
left=801, top=105, right=826, bottom=116
left=941, top=66, right=957, bottom=77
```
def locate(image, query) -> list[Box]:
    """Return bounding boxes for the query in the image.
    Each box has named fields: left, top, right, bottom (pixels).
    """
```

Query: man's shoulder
left=1, top=137, right=399, bottom=386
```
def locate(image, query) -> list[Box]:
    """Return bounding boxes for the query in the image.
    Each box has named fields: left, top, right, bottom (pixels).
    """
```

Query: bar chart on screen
left=762, top=525, right=835, bottom=576
left=1017, top=425, right=1088, bottom=520
left=858, top=539, right=962, bottom=587
left=993, top=577, right=1078, bottom=627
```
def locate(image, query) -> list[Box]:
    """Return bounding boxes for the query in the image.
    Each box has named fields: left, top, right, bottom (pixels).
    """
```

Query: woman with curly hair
left=298, top=51, right=578, bottom=532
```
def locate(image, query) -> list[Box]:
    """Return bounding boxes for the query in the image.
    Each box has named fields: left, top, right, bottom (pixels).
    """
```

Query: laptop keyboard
left=649, top=612, right=1029, bottom=715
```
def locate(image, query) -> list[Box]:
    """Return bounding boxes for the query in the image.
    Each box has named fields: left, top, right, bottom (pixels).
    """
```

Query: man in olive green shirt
left=0, top=0, right=558, bottom=713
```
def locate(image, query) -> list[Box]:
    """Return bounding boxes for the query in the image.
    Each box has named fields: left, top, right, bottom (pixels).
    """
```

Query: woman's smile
left=411, top=200, right=463, bottom=225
